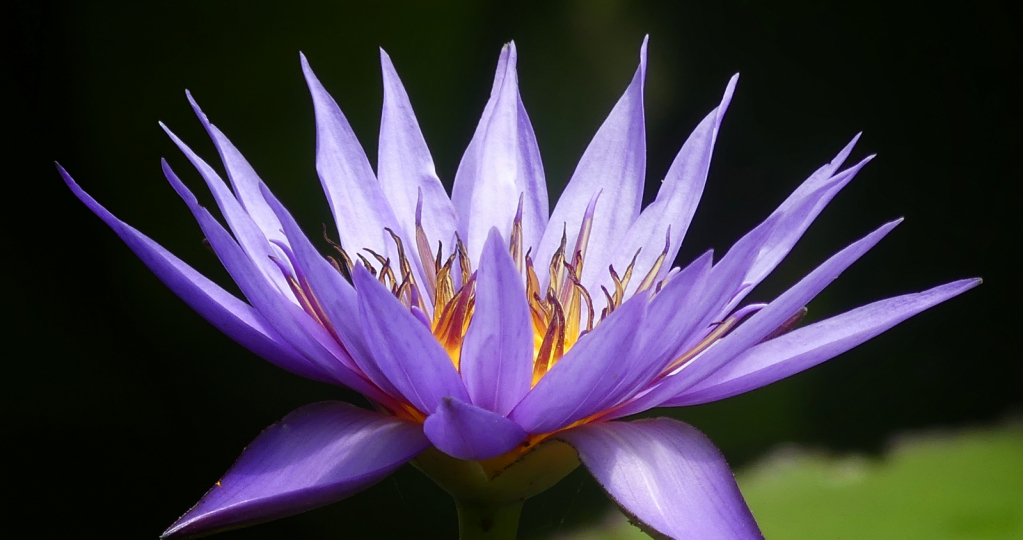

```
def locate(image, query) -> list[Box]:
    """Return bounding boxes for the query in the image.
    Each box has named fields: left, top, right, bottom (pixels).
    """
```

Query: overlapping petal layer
left=60, top=37, right=978, bottom=540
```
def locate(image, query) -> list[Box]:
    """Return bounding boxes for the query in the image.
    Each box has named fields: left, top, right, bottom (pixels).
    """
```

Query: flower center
left=317, top=195, right=673, bottom=389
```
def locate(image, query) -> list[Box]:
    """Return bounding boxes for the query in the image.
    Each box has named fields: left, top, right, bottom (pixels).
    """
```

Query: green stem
left=455, top=500, right=523, bottom=540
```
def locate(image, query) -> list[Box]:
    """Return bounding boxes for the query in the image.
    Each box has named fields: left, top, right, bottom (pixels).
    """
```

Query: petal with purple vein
left=607, top=74, right=737, bottom=297
left=58, top=164, right=329, bottom=384
left=536, top=36, right=648, bottom=292
left=162, top=402, right=428, bottom=538
left=354, top=266, right=469, bottom=414
left=558, top=418, right=763, bottom=540
left=424, top=397, right=527, bottom=461
left=163, top=162, right=388, bottom=401
left=451, top=42, right=548, bottom=264
left=161, top=125, right=296, bottom=300
left=460, top=229, right=534, bottom=415
left=378, top=49, right=458, bottom=283
left=668, top=278, right=981, bottom=406
left=185, top=92, right=289, bottom=249
left=301, top=53, right=406, bottom=269
left=509, top=295, right=647, bottom=434
left=615, top=219, right=902, bottom=416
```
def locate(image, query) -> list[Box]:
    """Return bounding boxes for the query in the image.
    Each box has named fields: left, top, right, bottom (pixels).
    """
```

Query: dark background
left=3, top=1, right=1018, bottom=538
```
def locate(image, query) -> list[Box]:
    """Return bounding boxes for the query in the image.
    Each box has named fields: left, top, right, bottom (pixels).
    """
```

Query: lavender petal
left=460, top=228, right=534, bottom=415
left=668, top=278, right=981, bottom=406
left=162, top=402, right=428, bottom=538
left=558, top=418, right=763, bottom=540
left=58, top=164, right=329, bottom=384
left=451, top=42, right=548, bottom=264
left=423, top=397, right=527, bottom=461
left=378, top=48, right=459, bottom=284
left=353, top=266, right=469, bottom=414
left=536, top=36, right=648, bottom=292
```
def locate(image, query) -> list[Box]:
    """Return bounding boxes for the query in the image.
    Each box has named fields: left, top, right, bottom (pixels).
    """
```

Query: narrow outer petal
left=452, top=42, right=548, bottom=263
left=378, top=49, right=458, bottom=278
left=423, top=397, right=527, bottom=461
left=722, top=152, right=874, bottom=315
left=608, top=74, right=737, bottom=296
left=162, top=402, right=429, bottom=538
left=450, top=44, right=511, bottom=222
left=354, top=266, right=469, bottom=413
left=185, top=92, right=289, bottom=248
left=558, top=418, right=763, bottom=540
left=260, top=185, right=404, bottom=400
left=536, top=36, right=648, bottom=291
left=669, top=278, right=981, bottom=406
left=301, top=53, right=407, bottom=271
left=161, top=124, right=296, bottom=299
left=58, top=164, right=328, bottom=383
left=509, top=294, right=647, bottom=434
left=163, top=162, right=388, bottom=401
left=615, top=219, right=901, bottom=416
left=460, top=228, right=534, bottom=415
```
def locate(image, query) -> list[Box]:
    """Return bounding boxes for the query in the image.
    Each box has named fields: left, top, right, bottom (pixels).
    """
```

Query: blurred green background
left=3, top=1, right=1018, bottom=538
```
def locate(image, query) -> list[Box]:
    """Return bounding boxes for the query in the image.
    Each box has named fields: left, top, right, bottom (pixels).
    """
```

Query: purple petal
left=558, top=418, right=763, bottom=540
left=451, top=42, right=548, bottom=264
left=162, top=401, right=428, bottom=538
left=58, top=164, right=330, bottom=384
left=509, top=294, right=647, bottom=434
left=668, top=278, right=981, bottom=406
left=450, top=44, right=510, bottom=233
left=536, top=36, right=648, bottom=291
left=378, top=49, right=458, bottom=278
left=423, top=397, right=527, bottom=461
left=637, top=250, right=716, bottom=369
left=184, top=92, right=289, bottom=248
left=608, top=74, right=737, bottom=297
left=160, top=124, right=296, bottom=300
left=301, top=53, right=405, bottom=267
left=353, top=266, right=469, bottom=414
left=460, top=229, right=534, bottom=415
left=260, top=185, right=404, bottom=400
left=723, top=149, right=874, bottom=314
left=619, top=219, right=902, bottom=415
left=163, top=162, right=388, bottom=401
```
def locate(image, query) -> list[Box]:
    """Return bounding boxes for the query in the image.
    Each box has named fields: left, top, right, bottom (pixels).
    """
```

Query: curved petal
left=163, top=161, right=389, bottom=401
left=740, top=135, right=865, bottom=289
left=353, top=266, right=469, bottom=414
left=668, top=278, right=981, bottom=406
left=536, top=36, right=648, bottom=291
left=160, top=123, right=295, bottom=299
left=162, top=402, right=429, bottom=538
left=57, top=164, right=329, bottom=384
left=722, top=151, right=874, bottom=315
left=608, top=74, right=737, bottom=297
left=423, top=397, right=527, bottom=461
left=301, top=53, right=404, bottom=265
left=260, top=185, right=404, bottom=400
left=509, top=294, right=648, bottom=435
left=558, top=418, right=763, bottom=540
left=184, top=92, right=289, bottom=249
left=451, top=42, right=548, bottom=264
left=450, top=44, right=511, bottom=221
left=378, top=48, right=458, bottom=280
left=460, top=229, right=534, bottom=415
left=615, top=219, right=902, bottom=416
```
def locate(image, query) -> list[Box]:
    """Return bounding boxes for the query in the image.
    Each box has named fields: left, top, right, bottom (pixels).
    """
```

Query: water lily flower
left=59, top=36, right=978, bottom=540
